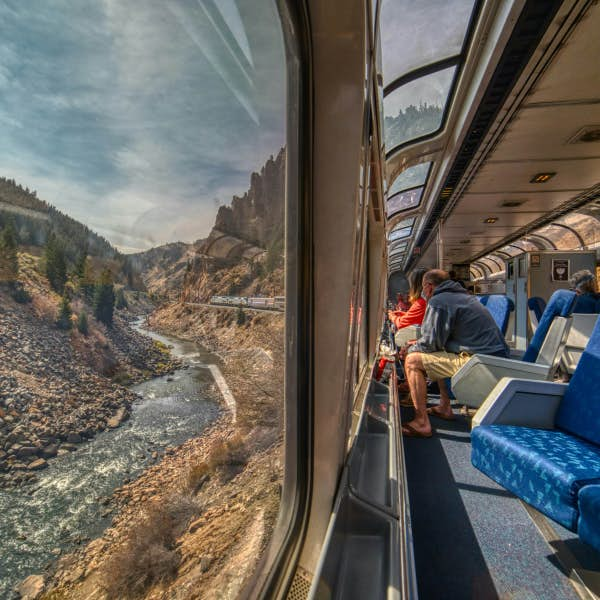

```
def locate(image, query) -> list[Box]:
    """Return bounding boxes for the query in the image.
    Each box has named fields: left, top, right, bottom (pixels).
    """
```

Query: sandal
left=427, top=407, right=455, bottom=421
left=401, top=422, right=432, bottom=438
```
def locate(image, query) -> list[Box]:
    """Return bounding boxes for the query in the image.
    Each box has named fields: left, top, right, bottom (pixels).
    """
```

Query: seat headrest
left=527, top=296, right=546, bottom=321
left=522, top=289, right=576, bottom=363
left=482, top=294, right=515, bottom=335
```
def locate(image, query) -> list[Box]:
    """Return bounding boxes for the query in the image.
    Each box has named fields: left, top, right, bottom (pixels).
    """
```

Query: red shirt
left=392, top=297, right=426, bottom=329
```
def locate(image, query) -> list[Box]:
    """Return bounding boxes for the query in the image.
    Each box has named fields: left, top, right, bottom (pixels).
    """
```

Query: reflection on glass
left=380, top=0, right=475, bottom=80
left=388, top=227, right=412, bottom=242
left=384, top=66, right=456, bottom=150
left=389, top=240, right=408, bottom=253
left=389, top=163, right=430, bottom=196
left=387, top=187, right=423, bottom=216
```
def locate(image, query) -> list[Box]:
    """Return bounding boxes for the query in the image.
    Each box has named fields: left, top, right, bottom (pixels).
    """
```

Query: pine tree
left=56, top=292, right=72, bottom=330
left=94, top=269, right=115, bottom=326
left=79, top=256, right=95, bottom=302
left=0, top=220, right=19, bottom=283
left=77, top=310, right=89, bottom=335
left=115, top=287, right=128, bottom=310
left=45, top=232, right=67, bottom=293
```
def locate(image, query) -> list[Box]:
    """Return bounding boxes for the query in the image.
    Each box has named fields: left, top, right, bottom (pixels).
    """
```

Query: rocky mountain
left=210, top=148, right=285, bottom=249
left=133, top=148, right=286, bottom=301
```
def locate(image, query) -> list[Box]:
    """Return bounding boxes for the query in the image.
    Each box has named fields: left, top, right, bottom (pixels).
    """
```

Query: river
left=0, top=320, right=221, bottom=598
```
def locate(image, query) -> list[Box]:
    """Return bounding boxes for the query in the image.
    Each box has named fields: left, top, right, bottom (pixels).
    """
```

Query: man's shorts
left=419, top=351, right=472, bottom=380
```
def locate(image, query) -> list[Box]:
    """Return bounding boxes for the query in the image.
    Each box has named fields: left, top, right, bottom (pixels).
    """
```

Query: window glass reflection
left=384, top=66, right=456, bottom=150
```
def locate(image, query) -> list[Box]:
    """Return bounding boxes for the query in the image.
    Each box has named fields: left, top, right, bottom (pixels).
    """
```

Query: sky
left=0, top=0, right=286, bottom=252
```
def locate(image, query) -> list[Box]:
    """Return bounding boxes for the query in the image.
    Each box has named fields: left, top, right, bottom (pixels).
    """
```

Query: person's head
left=422, top=269, right=449, bottom=299
left=449, top=270, right=457, bottom=280
left=570, top=269, right=597, bottom=295
left=408, top=268, right=427, bottom=303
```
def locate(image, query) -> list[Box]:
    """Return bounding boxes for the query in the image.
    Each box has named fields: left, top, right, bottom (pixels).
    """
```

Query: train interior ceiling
left=302, top=1, right=600, bottom=600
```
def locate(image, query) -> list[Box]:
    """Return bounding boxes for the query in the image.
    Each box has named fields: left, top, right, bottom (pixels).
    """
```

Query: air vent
left=501, top=199, right=526, bottom=208
left=567, top=125, right=600, bottom=144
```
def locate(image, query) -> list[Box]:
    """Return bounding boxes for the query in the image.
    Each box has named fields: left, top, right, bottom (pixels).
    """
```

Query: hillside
left=0, top=177, right=118, bottom=262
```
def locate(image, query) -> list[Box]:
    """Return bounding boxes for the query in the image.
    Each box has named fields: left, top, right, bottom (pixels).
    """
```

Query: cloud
left=0, top=0, right=285, bottom=252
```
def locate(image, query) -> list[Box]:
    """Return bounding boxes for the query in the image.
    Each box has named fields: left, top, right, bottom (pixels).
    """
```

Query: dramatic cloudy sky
left=0, top=0, right=285, bottom=252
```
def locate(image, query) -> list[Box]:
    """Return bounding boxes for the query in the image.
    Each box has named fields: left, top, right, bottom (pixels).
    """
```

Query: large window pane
left=536, top=224, right=581, bottom=249
left=384, top=66, right=456, bottom=150
left=554, top=212, right=600, bottom=247
left=380, top=0, right=475, bottom=81
left=0, top=2, right=288, bottom=597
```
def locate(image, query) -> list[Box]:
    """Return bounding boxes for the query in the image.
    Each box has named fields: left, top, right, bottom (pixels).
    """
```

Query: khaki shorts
left=419, top=351, right=472, bottom=380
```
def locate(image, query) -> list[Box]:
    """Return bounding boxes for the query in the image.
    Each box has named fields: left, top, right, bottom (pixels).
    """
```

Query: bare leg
left=428, top=379, right=454, bottom=419
left=403, top=352, right=431, bottom=436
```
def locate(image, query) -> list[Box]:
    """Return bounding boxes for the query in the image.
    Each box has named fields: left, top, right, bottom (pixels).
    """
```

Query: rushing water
left=0, top=319, right=221, bottom=598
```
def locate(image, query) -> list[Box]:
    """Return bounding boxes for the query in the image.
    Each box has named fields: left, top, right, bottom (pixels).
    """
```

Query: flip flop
left=401, top=422, right=432, bottom=438
left=427, top=407, right=455, bottom=421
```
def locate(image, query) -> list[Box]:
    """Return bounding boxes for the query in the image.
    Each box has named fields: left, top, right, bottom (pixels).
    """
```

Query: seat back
left=482, top=294, right=514, bottom=335
left=560, top=314, right=600, bottom=374
left=522, top=290, right=576, bottom=363
left=478, top=295, right=489, bottom=306
left=527, top=296, right=546, bottom=334
left=573, top=294, right=600, bottom=314
left=536, top=316, right=571, bottom=376
left=555, top=316, right=600, bottom=445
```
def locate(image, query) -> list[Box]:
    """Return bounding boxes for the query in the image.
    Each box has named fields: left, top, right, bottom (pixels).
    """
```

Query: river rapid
left=0, top=319, right=221, bottom=598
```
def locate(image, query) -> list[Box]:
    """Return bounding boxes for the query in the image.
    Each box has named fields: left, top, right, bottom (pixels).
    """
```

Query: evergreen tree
left=115, top=287, right=128, bottom=310
left=77, top=310, right=89, bottom=335
left=0, top=220, right=19, bottom=283
left=79, top=256, right=95, bottom=301
left=74, top=247, right=88, bottom=279
left=45, top=232, right=67, bottom=292
left=94, top=269, right=115, bottom=326
left=56, top=292, right=72, bottom=330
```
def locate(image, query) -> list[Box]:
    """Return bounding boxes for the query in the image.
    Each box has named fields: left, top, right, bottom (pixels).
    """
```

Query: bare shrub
left=100, top=493, right=201, bottom=598
left=208, top=434, right=247, bottom=481
left=185, top=461, right=210, bottom=493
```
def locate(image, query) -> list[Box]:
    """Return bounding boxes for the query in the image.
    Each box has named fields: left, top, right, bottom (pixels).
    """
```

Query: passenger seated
left=571, top=269, right=600, bottom=313
left=401, top=269, right=509, bottom=438
left=387, top=268, right=427, bottom=330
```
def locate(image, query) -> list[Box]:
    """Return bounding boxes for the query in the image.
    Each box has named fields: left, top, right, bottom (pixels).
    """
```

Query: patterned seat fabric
left=472, top=425, right=600, bottom=530
left=482, top=294, right=514, bottom=335
left=522, top=289, right=576, bottom=363
left=578, top=485, right=600, bottom=553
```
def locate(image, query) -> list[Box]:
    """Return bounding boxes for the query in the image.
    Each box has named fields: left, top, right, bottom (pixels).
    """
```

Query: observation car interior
left=259, top=1, right=600, bottom=599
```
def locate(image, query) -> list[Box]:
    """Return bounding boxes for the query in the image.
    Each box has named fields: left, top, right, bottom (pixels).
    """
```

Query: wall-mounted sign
left=530, top=253, right=541, bottom=268
left=552, top=258, right=570, bottom=282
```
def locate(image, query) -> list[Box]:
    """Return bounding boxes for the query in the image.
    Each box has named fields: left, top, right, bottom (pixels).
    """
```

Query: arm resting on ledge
left=472, top=378, right=568, bottom=429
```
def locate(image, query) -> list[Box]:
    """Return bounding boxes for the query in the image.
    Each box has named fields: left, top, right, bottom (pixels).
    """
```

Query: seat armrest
left=472, top=378, right=568, bottom=429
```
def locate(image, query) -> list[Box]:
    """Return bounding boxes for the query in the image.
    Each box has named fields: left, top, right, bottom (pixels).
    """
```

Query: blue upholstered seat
left=573, top=293, right=600, bottom=314
left=527, top=297, right=546, bottom=323
left=472, top=426, right=600, bottom=530
left=522, top=290, right=576, bottom=363
left=481, top=294, right=514, bottom=335
left=578, top=485, right=600, bottom=553
left=471, top=317, right=600, bottom=534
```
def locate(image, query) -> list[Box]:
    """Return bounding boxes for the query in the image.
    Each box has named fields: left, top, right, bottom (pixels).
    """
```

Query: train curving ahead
left=209, top=295, right=285, bottom=311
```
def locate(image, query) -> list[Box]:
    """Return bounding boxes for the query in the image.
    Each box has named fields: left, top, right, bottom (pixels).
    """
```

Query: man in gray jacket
left=401, top=269, right=509, bottom=438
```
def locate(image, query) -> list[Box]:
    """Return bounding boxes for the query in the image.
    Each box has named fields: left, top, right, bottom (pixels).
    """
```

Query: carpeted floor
left=400, top=402, right=599, bottom=599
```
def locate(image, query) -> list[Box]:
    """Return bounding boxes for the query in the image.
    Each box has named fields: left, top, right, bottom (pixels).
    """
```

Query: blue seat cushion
left=472, top=425, right=600, bottom=530
left=555, top=316, right=600, bottom=445
left=483, top=294, right=514, bottom=335
left=578, top=485, right=600, bottom=553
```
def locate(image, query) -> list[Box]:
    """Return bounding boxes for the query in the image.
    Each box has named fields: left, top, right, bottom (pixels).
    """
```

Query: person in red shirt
left=388, top=268, right=427, bottom=329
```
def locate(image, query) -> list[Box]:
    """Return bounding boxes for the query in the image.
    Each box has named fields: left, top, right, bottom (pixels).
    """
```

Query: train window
left=380, top=0, right=475, bottom=82
left=535, top=224, right=581, bottom=250
left=389, top=240, right=409, bottom=253
left=383, top=65, right=456, bottom=150
left=0, top=1, right=291, bottom=598
left=553, top=211, right=600, bottom=247
left=388, top=216, right=416, bottom=242
left=389, top=162, right=430, bottom=196
left=387, top=186, right=425, bottom=216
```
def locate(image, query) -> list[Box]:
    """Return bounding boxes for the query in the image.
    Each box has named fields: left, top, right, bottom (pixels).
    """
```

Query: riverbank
left=0, top=291, right=180, bottom=488
left=34, top=302, right=285, bottom=599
